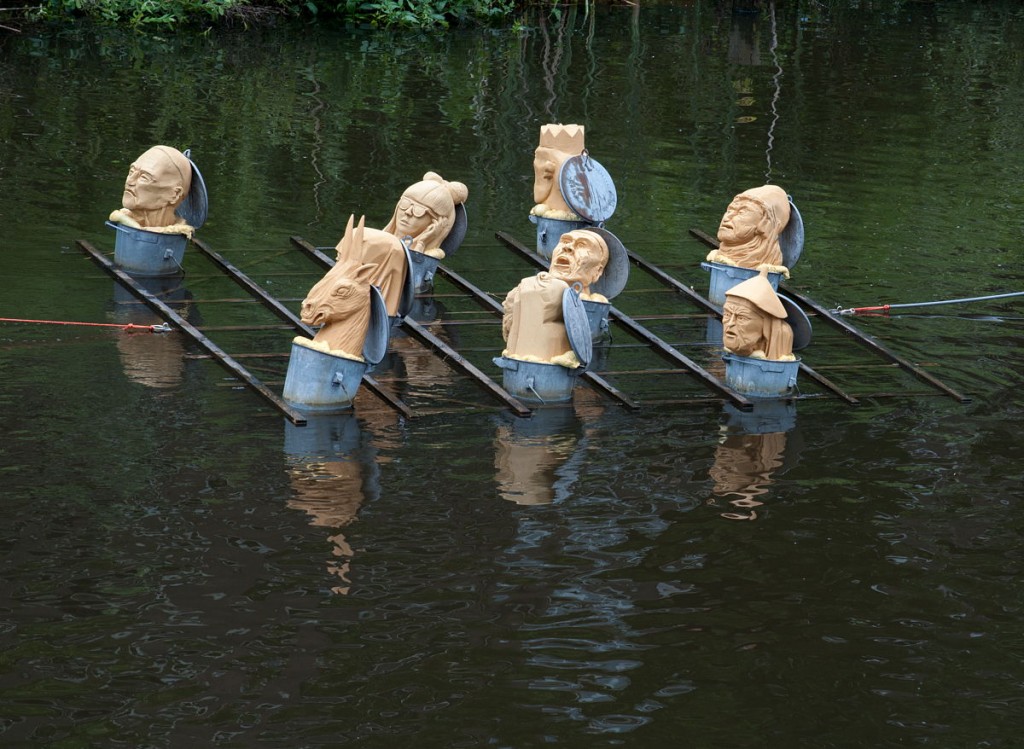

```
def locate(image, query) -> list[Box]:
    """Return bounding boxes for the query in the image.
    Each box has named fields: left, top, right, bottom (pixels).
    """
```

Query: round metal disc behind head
left=778, top=292, right=812, bottom=351
left=559, top=152, right=617, bottom=223
left=178, top=149, right=208, bottom=230
left=780, top=195, right=804, bottom=269
left=362, top=285, right=391, bottom=365
left=562, top=284, right=593, bottom=368
left=440, top=202, right=468, bottom=257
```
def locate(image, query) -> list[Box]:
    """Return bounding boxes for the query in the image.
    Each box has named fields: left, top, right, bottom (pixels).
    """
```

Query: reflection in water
left=494, top=404, right=590, bottom=506
left=110, top=278, right=194, bottom=390
left=708, top=399, right=798, bottom=520
left=283, top=413, right=383, bottom=594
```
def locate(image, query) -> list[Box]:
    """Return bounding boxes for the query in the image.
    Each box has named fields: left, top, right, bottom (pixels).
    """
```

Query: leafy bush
left=34, top=0, right=523, bottom=28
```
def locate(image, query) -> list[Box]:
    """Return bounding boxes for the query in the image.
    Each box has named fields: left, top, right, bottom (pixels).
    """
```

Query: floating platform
left=75, top=225, right=969, bottom=427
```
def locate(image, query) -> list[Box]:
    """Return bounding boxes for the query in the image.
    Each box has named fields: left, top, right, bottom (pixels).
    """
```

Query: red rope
left=0, top=317, right=169, bottom=332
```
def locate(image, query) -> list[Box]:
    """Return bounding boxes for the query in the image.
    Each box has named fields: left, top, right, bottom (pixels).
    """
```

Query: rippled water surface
left=2, top=2, right=1024, bottom=746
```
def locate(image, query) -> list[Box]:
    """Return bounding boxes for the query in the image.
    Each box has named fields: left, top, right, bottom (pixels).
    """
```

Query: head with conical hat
left=722, top=269, right=793, bottom=360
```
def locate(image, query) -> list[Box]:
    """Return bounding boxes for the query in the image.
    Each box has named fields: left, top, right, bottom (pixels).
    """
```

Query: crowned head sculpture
left=531, top=124, right=586, bottom=220
left=721, top=269, right=795, bottom=361
left=108, top=145, right=196, bottom=235
left=383, top=171, right=468, bottom=259
left=707, top=184, right=792, bottom=275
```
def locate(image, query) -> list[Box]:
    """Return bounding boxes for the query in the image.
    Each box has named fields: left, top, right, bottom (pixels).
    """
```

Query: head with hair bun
left=384, top=171, right=468, bottom=254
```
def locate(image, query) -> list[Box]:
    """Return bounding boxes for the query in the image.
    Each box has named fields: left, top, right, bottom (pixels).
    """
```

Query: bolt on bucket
left=282, top=342, right=368, bottom=412
left=493, top=356, right=581, bottom=404
left=406, top=250, right=441, bottom=294
left=701, top=261, right=783, bottom=308
left=107, top=221, right=188, bottom=277
left=722, top=352, right=800, bottom=398
left=582, top=298, right=611, bottom=343
left=529, top=215, right=594, bottom=259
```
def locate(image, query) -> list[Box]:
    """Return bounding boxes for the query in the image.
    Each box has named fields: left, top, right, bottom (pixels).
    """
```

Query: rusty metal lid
left=779, top=292, right=812, bottom=350
left=562, top=284, right=593, bottom=368
left=559, top=152, right=617, bottom=223
left=780, top=195, right=804, bottom=269
left=178, top=149, right=208, bottom=230
left=362, top=285, right=390, bottom=365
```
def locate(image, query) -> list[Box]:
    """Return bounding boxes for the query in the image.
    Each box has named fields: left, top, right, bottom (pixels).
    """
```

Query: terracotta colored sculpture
left=548, top=230, right=609, bottom=302
left=721, top=269, right=795, bottom=360
left=334, top=215, right=408, bottom=316
left=501, top=273, right=579, bottom=368
left=531, top=123, right=585, bottom=220
left=108, top=145, right=195, bottom=235
left=295, top=216, right=379, bottom=360
left=706, top=184, right=792, bottom=275
left=383, top=171, right=468, bottom=259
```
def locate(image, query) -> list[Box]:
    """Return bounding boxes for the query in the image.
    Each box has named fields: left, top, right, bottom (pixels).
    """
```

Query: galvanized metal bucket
left=722, top=352, right=800, bottom=398
left=529, top=214, right=593, bottom=259
left=106, top=221, right=188, bottom=277
left=282, top=342, right=368, bottom=412
left=406, top=249, right=441, bottom=294
left=582, top=298, right=611, bottom=342
left=701, top=261, right=783, bottom=308
left=492, top=356, right=582, bottom=403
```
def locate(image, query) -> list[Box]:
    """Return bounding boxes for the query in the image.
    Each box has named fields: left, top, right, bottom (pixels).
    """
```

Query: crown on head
left=538, top=123, right=585, bottom=154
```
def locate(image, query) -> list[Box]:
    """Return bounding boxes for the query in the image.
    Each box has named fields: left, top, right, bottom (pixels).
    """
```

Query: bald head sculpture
left=109, top=145, right=194, bottom=234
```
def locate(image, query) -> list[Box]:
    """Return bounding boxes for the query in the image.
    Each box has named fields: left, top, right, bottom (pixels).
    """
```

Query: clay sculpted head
left=113, top=146, right=193, bottom=230
left=532, top=124, right=585, bottom=219
left=334, top=215, right=409, bottom=316
left=549, top=230, right=609, bottom=296
left=713, top=184, right=791, bottom=270
left=299, top=216, right=379, bottom=360
left=721, top=270, right=794, bottom=360
left=501, top=273, right=577, bottom=367
left=383, top=172, right=468, bottom=258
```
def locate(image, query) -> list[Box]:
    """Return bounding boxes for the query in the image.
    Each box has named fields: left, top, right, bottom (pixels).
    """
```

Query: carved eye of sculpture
left=398, top=198, right=428, bottom=218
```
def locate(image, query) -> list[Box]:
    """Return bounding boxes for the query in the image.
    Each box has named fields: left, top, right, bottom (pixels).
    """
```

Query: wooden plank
left=437, top=261, right=639, bottom=410
left=400, top=317, right=532, bottom=417
left=494, top=230, right=753, bottom=410
left=76, top=239, right=308, bottom=426
left=688, top=227, right=970, bottom=403
left=207, top=237, right=414, bottom=419
left=290, top=236, right=534, bottom=415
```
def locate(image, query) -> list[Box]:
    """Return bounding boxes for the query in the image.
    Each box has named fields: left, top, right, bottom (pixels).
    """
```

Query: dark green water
left=2, top=2, right=1024, bottom=746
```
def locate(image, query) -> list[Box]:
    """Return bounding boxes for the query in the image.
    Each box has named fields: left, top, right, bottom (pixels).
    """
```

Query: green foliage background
left=32, top=0, right=522, bottom=28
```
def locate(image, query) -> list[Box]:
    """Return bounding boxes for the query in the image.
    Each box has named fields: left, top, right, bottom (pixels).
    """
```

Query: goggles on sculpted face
left=398, top=198, right=429, bottom=218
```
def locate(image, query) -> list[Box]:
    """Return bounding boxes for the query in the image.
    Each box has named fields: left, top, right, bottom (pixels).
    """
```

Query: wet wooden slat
left=494, top=231, right=753, bottom=410
left=290, top=236, right=537, bottom=415
left=688, top=227, right=970, bottom=403
left=76, top=239, right=308, bottom=426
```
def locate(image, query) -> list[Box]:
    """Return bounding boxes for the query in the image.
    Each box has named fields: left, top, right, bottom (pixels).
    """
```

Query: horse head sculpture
left=300, top=217, right=381, bottom=360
